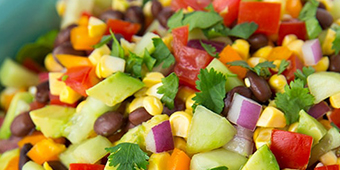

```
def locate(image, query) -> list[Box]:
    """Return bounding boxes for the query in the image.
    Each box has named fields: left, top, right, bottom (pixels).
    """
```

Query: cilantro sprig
left=298, top=0, right=322, bottom=39
left=151, top=38, right=175, bottom=68
left=277, top=59, right=289, bottom=75
left=125, top=52, right=144, bottom=78
left=227, top=60, right=276, bottom=78
left=157, top=73, right=179, bottom=110
left=106, top=143, right=149, bottom=170
left=193, top=68, right=226, bottom=114
left=200, top=40, right=219, bottom=58
left=275, top=79, right=315, bottom=124
left=294, top=66, right=315, bottom=86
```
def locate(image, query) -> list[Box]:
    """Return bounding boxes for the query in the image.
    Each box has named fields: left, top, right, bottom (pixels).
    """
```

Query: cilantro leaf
left=106, top=143, right=149, bottom=170
left=193, top=68, right=226, bottom=114
left=275, top=79, right=315, bottom=124
left=277, top=59, right=290, bottom=75
left=209, top=166, right=229, bottom=170
left=200, top=40, right=219, bottom=58
left=93, top=35, right=112, bottom=48
left=332, top=28, right=340, bottom=54
left=227, top=60, right=252, bottom=69
left=167, top=9, right=184, bottom=31
left=298, top=0, right=322, bottom=39
left=143, top=49, right=156, bottom=71
left=152, top=38, right=175, bottom=68
left=110, top=30, right=125, bottom=59
left=294, top=66, right=315, bottom=86
left=157, top=73, right=179, bottom=109
left=227, top=60, right=275, bottom=77
left=305, top=17, right=323, bottom=39
left=228, top=22, right=258, bottom=39
left=125, top=52, right=143, bottom=78
left=202, top=23, right=230, bottom=39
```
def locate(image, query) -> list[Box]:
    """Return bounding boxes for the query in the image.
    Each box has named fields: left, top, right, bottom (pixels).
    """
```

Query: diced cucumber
left=133, top=32, right=160, bottom=57
left=297, top=110, right=327, bottom=145
left=22, top=161, right=45, bottom=170
left=242, top=145, right=279, bottom=170
left=59, top=143, right=80, bottom=167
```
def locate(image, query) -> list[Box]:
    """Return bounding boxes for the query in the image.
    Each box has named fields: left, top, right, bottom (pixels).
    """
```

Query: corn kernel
left=253, top=127, right=273, bottom=149
left=330, top=92, right=340, bottom=109
left=56, top=0, right=66, bottom=16
left=247, top=57, right=267, bottom=68
left=271, top=60, right=281, bottom=72
left=143, top=1, right=153, bottom=18
left=44, top=53, right=64, bottom=72
left=286, top=39, right=304, bottom=60
left=257, top=106, right=286, bottom=128
left=121, top=38, right=136, bottom=56
left=185, top=93, right=196, bottom=112
left=253, top=46, right=273, bottom=59
left=170, top=111, right=192, bottom=138
left=319, top=151, right=337, bottom=165
left=143, top=96, right=163, bottom=116
left=43, top=162, right=53, bottom=170
left=88, top=45, right=111, bottom=65
left=288, top=122, right=299, bottom=132
left=49, top=72, right=66, bottom=96
left=313, top=57, right=329, bottom=72
left=148, top=152, right=171, bottom=170
left=127, top=97, right=145, bottom=113
left=282, top=34, right=298, bottom=46
left=134, top=87, right=148, bottom=97
left=174, top=137, right=187, bottom=152
left=177, top=86, right=196, bottom=102
left=59, top=86, right=82, bottom=104
left=232, top=39, right=250, bottom=60
left=112, top=0, right=129, bottom=12
left=159, top=0, right=171, bottom=7
left=88, top=16, right=107, bottom=37
left=269, top=74, right=288, bottom=93
left=76, top=100, right=87, bottom=113
left=143, top=72, right=165, bottom=88
left=145, top=82, right=164, bottom=99
left=322, top=29, right=336, bottom=55
left=96, top=55, right=126, bottom=78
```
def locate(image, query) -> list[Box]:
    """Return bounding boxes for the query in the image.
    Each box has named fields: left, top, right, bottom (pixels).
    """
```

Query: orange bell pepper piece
left=70, top=26, right=101, bottom=50
left=219, top=45, right=247, bottom=79
left=27, top=138, right=66, bottom=165
left=18, top=131, right=65, bottom=148
left=3, top=156, right=19, bottom=170
left=55, top=54, right=92, bottom=68
left=267, top=46, right=293, bottom=61
left=167, top=148, right=190, bottom=170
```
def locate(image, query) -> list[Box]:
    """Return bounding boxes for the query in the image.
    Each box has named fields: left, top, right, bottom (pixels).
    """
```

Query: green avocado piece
left=297, top=110, right=327, bottom=144
left=0, top=92, right=33, bottom=139
left=86, top=72, right=144, bottom=107
left=241, top=145, right=279, bottom=170
left=0, top=59, right=39, bottom=88
left=30, top=105, right=76, bottom=138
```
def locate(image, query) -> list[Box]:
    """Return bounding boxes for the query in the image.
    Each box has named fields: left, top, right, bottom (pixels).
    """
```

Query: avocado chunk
left=0, top=59, right=39, bottom=88
left=30, top=105, right=76, bottom=138
left=86, top=72, right=144, bottom=107
left=297, top=110, right=327, bottom=144
left=242, top=145, right=279, bottom=170
left=0, top=92, right=33, bottom=139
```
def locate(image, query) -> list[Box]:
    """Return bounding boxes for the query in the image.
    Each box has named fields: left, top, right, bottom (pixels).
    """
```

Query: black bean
left=94, top=111, right=124, bottom=137
left=46, top=161, right=68, bottom=170
left=316, top=8, right=333, bottom=29
left=53, top=42, right=87, bottom=56
left=19, top=143, right=33, bottom=170
left=54, top=24, right=77, bottom=47
left=246, top=71, right=272, bottom=103
left=128, top=107, right=153, bottom=126
left=10, top=112, right=35, bottom=137
left=99, top=10, right=125, bottom=22
left=35, top=81, right=50, bottom=104
left=329, top=54, right=340, bottom=72
left=151, top=0, right=163, bottom=17
left=162, top=98, right=185, bottom=116
left=248, top=33, right=268, bottom=52
left=318, top=2, right=326, bottom=9
left=125, top=6, right=145, bottom=25
left=157, top=7, right=174, bottom=28
left=222, top=86, right=252, bottom=116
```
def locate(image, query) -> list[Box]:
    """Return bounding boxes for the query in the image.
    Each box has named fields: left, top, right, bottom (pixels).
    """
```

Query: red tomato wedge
left=277, top=20, right=307, bottom=45
left=69, top=163, right=105, bottom=170
left=105, top=19, right=141, bottom=41
left=238, top=2, right=281, bottom=34
left=213, top=0, right=241, bottom=27
left=172, top=26, right=213, bottom=89
left=282, top=55, right=304, bottom=83
left=314, top=165, right=340, bottom=170
left=171, top=0, right=211, bottom=11
left=270, top=129, right=313, bottom=169
left=327, top=108, right=340, bottom=129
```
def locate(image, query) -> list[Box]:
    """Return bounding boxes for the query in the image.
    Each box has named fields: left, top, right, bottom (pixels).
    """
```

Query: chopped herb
left=204, top=3, right=217, bottom=12
left=110, top=30, right=125, bottom=59
left=275, top=79, right=315, bottom=124
left=106, top=142, right=149, bottom=170
left=332, top=28, right=340, bottom=54
left=61, top=75, right=69, bottom=82
left=93, top=35, right=112, bottom=48
left=202, top=23, right=229, bottom=38
left=193, top=68, right=226, bottom=114
left=277, top=59, right=290, bottom=75
left=209, top=166, right=229, bottom=170
left=152, top=38, right=175, bottom=68
left=200, top=40, right=219, bottom=58
left=143, top=49, right=156, bottom=71
left=298, top=0, right=322, bottom=39
left=125, top=52, right=143, bottom=78
left=305, top=18, right=323, bottom=39
left=167, top=9, right=184, bottom=31
left=228, top=22, right=258, bottom=39
left=228, top=60, right=275, bottom=78
left=157, top=73, right=179, bottom=109
left=294, top=66, right=315, bottom=86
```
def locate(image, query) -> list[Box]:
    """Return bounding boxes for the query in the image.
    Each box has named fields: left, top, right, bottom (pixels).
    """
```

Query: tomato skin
left=172, top=26, right=213, bottom=89
left=328, top=108, right=340, bottom=129
left=270, top=129, right=313, bottom=169
left=314, top=165, right=340, bottom=170
left=69, top=163, right=105, bottom=170
left=238, top=2, right=281, bottom=34
left=282, top=55, right=304, bottom=83
left=171, top=0, right=211, bottom=11
left=105, top=19, right=141, bottom=41
left=277, top=20, right=307, bottom=45
left=213, top=0, right=241, bottom=27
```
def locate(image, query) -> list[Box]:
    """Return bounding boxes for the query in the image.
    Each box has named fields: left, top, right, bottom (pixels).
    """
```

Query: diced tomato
left=328, top=108, right=340, bottom=129
left=270, top=129, right=313, bottom=169
left=172, top=26, right=213, bottom=89
left=171, top=0, right=211, bottom=11
left=62, top=66, right=100, bottom=97
left=238, top=2, right=281, bottom=34
left=49, top=93, right=78, bottom=108
left=277, top=20, right=307, bottom=45
left=105, top=19, right=141, bottom=41
left=69, top=163, right=105, bottom=170
left=213, top=0, right=241, bottom=27
left=314, top=164, right=340, bottom=170
left=282, top=55, right=304, bottom=83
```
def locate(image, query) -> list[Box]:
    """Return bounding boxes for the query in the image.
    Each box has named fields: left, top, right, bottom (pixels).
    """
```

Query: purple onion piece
left=308, top=101, right=331, bottom=119
left=187, top=39, right=225, bottom=53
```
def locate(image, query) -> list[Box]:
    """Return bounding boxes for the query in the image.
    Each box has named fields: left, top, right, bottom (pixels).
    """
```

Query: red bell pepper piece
left=277, top=20, right=307, bottom=45
left=270, top=129, right=313, bottom=169
left=314, top=164, right=340, bottom=170
left=238, top=1, right=281, bottom=34
left=282, top=55, right=304, bottom=83
left=213, top=0, right=241, bottom=27
left=327, top=108, right=340, bottom=129
left=171, top=0, right=211, bottom=11
left=69, top=163, right=105, bottom=170
left=172, top=26, right=213, bottom=89
left=105, top=19, right=141, bottom=41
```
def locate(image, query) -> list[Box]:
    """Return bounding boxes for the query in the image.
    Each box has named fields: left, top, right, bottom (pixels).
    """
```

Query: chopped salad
left=1, top=0, right=340, bottom=169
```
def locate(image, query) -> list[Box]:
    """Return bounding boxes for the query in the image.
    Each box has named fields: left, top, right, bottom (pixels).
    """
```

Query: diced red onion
left=302, top=39, right=322, bottom=66
left=307, top=101, right=331, bottom=119
left=187, top=39, right=225, bottom=52
left=223, top=135, right=254, bottom=157
left=146, top=120, right=174, bottom=153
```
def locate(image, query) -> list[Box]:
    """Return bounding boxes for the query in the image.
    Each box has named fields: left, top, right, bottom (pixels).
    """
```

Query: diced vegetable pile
left=1, top=0, right=340, bottom=169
